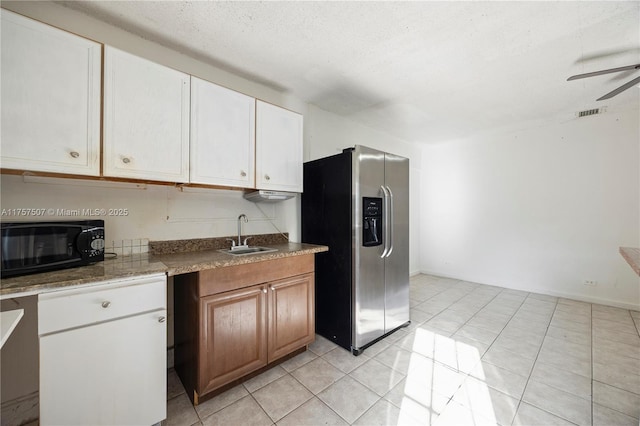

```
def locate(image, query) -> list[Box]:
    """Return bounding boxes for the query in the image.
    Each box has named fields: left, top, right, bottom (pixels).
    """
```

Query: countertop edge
left=1, top=243, right=328, bottom=299
left=163, top=245, right=329, bottom=276
left=619, top=247, right=640, bottom=277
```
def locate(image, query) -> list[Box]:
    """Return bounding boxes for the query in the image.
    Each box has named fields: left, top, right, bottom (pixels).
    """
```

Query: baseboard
left=0, top=391, right=38, bottom=426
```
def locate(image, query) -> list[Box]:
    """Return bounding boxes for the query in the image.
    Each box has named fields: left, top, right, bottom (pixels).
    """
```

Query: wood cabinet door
left=190, top=77, right=255, bottom=187
left=39, top=309, right=167, bottom=425
left=199, top=284, right=268, bottom=394
left=103, top=46, right=190, bottom=182
left=267, top=273, right=315, bottom=362
left=255, top=100, right=303, bottom=192
left=1, top=9, right=101, bottom=176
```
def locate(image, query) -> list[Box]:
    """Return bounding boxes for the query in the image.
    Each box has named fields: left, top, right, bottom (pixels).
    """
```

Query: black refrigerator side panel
left=302, top=152, right=352, bottom=351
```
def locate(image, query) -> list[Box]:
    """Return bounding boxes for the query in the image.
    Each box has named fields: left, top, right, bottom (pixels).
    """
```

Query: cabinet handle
left=262, top=288, right=267, bottom=294
left=270, top=286, right=275, bottom=291
left=70, top=151, right=80, bottom=158
left=122, top=157, right=131, bottom=164
left=264, top=174, right=271, bottom=181
left=158, top=316, right=166, bottom=323
left=101, top=301, right=111, bottom=308
left=240, top=170, right=247, bottom=177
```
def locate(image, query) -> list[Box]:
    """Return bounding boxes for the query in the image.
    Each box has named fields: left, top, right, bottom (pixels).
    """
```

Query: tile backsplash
left=105, top=239, right=150, bottom=257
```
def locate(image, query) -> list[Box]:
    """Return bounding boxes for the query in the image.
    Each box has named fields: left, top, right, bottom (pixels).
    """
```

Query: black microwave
left=1, top=220, right=105, bottom=278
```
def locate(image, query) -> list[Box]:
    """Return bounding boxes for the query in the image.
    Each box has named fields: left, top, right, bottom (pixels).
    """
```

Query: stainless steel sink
left=218, top=246, right=278, bottom=256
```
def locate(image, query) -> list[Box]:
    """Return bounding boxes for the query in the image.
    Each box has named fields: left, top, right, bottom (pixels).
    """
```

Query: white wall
left=305, top=105, right=423, bottom=274
left=420, top=107, right=640, bottom=309
left=0, top=175, right=297, bottom=246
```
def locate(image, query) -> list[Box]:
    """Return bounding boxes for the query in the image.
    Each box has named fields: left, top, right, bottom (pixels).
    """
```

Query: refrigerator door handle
left=379, top=185, right=389, bottom=258
left=385, top=185, right=394, bottom=257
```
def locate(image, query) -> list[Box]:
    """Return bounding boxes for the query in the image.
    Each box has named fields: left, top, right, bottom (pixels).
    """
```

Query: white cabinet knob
left=70, top=151, right=80, bottom=158
left=122, top=157, right=131, bottom=164
left=101, top=301, right=111, bottom=308
left=262, top=288, right=268, bottom=294
left=270, top=286, right=275, bottom=291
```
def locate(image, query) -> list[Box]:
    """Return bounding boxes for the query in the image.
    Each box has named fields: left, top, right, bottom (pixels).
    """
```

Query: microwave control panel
left=77, top=227, right=105, bottom=260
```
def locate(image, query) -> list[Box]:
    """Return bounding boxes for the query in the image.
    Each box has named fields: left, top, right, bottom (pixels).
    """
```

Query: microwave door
left=1, top=229, right=31, bottom=268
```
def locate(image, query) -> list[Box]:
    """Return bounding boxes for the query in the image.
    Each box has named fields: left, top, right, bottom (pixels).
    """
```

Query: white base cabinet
left=38, top=274, right=167, bottom=426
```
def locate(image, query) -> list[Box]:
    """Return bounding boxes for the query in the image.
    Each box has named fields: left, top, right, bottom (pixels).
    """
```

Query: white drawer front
left=38, top=274, right=166, bottom=335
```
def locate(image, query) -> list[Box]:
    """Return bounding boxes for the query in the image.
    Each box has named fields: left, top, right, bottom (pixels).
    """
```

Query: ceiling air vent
left=576, top=107, right=606, bottom=118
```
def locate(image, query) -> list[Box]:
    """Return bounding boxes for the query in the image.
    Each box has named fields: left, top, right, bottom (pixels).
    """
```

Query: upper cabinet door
left=190, top=77, right=255, bottom=188
left=1, top=10, right=101, bottom=176
left=255, top=101, right=303, bottom=192
left=104, top=46, right=190, bottom=182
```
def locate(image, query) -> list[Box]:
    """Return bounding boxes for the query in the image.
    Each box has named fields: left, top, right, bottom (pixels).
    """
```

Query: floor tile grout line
left=483, top=291, right=542, bottom=425
left=515, top=297, right=592, bottom=426
left=630, top=308, right=640, bottom=337
left=246, top=390, right=277, bottom=425
left=287, top=359, right=340, bottom=401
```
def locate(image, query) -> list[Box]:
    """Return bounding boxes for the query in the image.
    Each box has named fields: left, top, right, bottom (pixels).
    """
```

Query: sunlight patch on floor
left=394, top=328, right=499, bottom=425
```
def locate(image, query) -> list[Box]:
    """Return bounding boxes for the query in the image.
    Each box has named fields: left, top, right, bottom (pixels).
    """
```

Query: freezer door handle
left=385, top=185, right=394, bottom=257
left=379, top=185, right=389, bottom=258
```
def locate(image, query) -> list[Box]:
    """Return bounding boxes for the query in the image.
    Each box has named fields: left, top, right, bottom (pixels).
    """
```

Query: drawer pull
left=262, top=288, right=267, bottom=294
left=270, top=286, right=275, bottom=291
left=240, top=170, right=247, bottom=177
left=122, top=157, right=131, bottom=164
left=158, top=316, right=166, bottom=323
left=264, top=174, right=271, bottom=181
left=70, top=151, right=80, bottom=158
left=101, top=301, right=111, bottom=309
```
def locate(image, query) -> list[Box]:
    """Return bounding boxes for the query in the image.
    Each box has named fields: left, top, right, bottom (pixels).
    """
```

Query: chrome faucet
left=237, top=214, right=248, bottom=246
left=227, top=214, right=252, bottom=250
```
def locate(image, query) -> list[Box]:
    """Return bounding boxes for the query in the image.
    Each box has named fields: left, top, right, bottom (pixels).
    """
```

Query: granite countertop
left=619, top=247, right=640, bottom=277
left=0, top=253, right=168, bottom=299
left=0, top=234, right=328, bottom=299
left=154, top=242, right=328, bottom=276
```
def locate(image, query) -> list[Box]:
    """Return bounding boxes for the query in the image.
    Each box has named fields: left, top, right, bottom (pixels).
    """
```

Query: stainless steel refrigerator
left=302, top=145, right=410, bottom=355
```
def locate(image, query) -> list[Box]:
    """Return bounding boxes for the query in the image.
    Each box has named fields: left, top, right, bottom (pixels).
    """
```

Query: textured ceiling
left=57, top=1, right=640, bottom=144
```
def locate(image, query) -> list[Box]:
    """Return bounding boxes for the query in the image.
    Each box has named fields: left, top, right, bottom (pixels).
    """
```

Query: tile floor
left=163, top=274, right=640, bottom=426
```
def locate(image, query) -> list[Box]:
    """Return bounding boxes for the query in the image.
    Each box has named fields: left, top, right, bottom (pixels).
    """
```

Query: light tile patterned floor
left=163, top=274, right=640, bottom=426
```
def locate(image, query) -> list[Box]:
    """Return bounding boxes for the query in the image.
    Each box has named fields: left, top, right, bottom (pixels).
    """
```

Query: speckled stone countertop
left=1, top=234, right=328, bottom=299
left=154, top=242, right=328, bottom=276
left=0, top=254, right=168, bottom=299
left=620, top=247, right=640, bottom=277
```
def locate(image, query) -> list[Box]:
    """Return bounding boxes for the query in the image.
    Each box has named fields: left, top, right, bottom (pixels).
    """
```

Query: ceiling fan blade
left=567, top=63, right=640, bottom=81
left=596, top=75, right=640, bottom=101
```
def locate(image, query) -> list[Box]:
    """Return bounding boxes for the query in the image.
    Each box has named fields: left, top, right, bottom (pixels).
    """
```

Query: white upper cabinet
left=190, top=77, right=255, bottom=187
left=103, top=46, right=190, bottom=182
left=255, top=101, right=303, bottom=192
left=0, top=9, right=101, bottom=176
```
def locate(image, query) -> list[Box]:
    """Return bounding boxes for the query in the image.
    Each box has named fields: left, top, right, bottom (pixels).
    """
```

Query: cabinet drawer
left=38, top=274, right=166, bottom=335
left=198, top=254, right=314, bottom=297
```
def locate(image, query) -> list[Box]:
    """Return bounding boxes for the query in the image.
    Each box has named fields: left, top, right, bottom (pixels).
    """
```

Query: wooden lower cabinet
left=200, top=285, right=268, bottom=395
left=268, top=274, right=314, bottom=361
left=174, top=255, right=315, bottom=405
